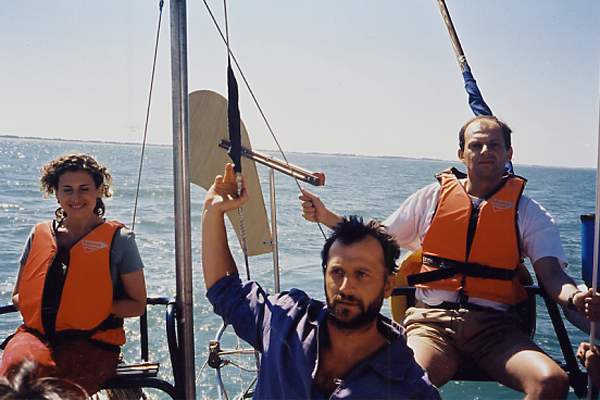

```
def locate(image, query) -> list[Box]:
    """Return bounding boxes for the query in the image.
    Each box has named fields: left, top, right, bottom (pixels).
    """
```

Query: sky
left=0, top=1, right=598, bottom=168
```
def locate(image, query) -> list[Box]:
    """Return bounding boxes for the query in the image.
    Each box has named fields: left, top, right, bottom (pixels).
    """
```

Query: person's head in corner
left=321, top=216, right=400, bottom=330
left=0, top=361, right=87, bottom=400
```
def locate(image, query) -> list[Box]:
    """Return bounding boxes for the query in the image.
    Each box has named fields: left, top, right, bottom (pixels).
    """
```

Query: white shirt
left=383, top=182, right=568, bottom=311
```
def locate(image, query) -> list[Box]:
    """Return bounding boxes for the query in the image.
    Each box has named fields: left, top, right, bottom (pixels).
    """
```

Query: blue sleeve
left=403, top=350, right=441, bottom=399
left=206, top=275, right=271, bottom=350
left=411, top=370, right=441, bottom=400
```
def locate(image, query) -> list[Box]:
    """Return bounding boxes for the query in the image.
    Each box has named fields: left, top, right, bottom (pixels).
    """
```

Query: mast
left=588, top=66, right=600, bottom=400
left=169, top=0, right=196, bottom=398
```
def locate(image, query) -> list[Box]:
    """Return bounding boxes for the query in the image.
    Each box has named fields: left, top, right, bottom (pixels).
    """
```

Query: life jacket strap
left=95, top=315, right=124, bottom=331
left=407, top=255, right=517, bottom=286
left=18, top=315, right=123, bottom=343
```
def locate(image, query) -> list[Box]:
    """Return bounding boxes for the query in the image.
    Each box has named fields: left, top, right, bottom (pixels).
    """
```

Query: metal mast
left=169, top=0, right=196, bottom=398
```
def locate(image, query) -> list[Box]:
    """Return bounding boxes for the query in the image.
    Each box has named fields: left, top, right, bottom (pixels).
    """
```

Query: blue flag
left=462, top=65, right=492, bottom=116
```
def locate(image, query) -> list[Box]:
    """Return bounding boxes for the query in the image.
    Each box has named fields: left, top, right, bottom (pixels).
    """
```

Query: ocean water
left=0, top=136, right=596, bottom=399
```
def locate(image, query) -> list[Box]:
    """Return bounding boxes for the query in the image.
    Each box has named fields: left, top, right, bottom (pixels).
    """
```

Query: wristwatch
left=567, top=290, right=582, bottom=311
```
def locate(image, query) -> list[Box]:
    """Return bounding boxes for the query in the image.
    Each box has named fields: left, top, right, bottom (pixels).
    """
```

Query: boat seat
left=0, top=297, right=182, bottom=399
left=390, top=285, right=589, bottom=398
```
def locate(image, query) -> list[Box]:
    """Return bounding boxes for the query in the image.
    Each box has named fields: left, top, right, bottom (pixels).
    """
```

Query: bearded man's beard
left=326, top=290, right=384, bottom=330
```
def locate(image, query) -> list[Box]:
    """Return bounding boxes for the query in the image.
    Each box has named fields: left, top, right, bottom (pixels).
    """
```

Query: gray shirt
left=19, top=223, right=144, bottom=299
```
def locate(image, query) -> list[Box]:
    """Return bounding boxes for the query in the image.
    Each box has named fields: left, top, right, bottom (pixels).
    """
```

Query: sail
left=189, top=89, right=273, bottom=256
left=226, top=64, right=243, bottom=173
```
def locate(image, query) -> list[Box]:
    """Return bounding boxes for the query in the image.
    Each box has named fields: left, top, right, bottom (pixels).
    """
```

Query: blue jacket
left=207, top=275, right=440, bottom=399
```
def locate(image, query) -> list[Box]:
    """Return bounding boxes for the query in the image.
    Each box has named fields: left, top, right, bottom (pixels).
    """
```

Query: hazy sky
left=1, top=1, right=598, bottom=168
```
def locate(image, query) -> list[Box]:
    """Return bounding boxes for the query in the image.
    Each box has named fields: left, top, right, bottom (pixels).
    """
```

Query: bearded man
left=202, top=163, right=439, bottom=399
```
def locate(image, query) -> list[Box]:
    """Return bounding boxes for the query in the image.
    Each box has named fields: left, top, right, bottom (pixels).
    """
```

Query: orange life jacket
left=17, top=220, right=126, bottom=347
left=408, top=168, right=528, bottom=305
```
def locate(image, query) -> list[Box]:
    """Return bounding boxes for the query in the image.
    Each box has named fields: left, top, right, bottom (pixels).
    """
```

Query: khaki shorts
left=403, top=306, right=544, bottom=368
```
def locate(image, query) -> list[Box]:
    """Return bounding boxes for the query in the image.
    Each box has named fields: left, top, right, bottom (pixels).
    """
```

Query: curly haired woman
left=0, top=153, right=147, bottom=395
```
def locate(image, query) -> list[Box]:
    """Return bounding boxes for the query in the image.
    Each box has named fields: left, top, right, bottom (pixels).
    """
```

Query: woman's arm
left=12, top=267, right=22, bottom=309
left=12, top=231, right=34, bottom=309
left=112, top=270, right=147, bottom=317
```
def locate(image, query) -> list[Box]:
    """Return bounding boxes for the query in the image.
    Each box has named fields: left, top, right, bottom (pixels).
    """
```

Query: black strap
left=422, top=301, right=505, bottom=313
left=21, top=315, right=122, bottom=344
left=53, top=314, right=123, bottom=338
left=407, top=255, right=517, bottom=286
left=95, top=314, right=124, bottom=331
left=15, top=325, right=121, bottom=352
left=41, top=254, right=68, bottom=337
left=0, top=332, right=17, bottom=350
left=435, top=167, right=467, bottom=181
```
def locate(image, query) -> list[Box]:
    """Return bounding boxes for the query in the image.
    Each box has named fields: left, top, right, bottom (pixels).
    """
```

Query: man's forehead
left=466, top=119, right=501, bottom=133
left=328, top=237, right=386, bottom=267
left=465, top=120, right=503, bottom=140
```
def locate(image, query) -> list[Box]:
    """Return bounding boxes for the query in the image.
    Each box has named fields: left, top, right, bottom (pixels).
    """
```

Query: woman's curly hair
left=40, top=153, right=112, bottom=219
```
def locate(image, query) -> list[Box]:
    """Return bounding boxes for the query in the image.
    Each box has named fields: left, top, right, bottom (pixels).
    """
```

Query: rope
left=224, top=360, right=258, bottom=374
left=237, top=175, right=251, bottom=280
left=131, top=0, right=164, bottom=231
left=202, top=0, right=327, bottom=239
left=223, top=0, right=230, bottom=54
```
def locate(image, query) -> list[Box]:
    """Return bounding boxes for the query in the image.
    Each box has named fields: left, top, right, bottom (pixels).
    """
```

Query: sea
left=0, top=136, right=596, bottom=399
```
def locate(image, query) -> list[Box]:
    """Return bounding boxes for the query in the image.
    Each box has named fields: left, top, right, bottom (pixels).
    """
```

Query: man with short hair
left=300, top=115, right=600, bottom=399
left=202, top=163, right=439, bottom=399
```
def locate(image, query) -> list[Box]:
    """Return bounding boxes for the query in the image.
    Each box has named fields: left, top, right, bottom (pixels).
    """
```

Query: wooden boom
left=219, top=139, right=324, bottom=186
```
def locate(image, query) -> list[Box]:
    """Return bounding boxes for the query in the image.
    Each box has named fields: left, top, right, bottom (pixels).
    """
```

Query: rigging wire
left=202, top=0, right=327, bottom=240
left=131, top=0, right=164, bottom=231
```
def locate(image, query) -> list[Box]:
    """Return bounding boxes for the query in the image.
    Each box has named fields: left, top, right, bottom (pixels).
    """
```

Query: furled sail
left=189, top=89, right=273, bottom=256
left=226, top=64, right=242, bottom=173
left=462, top=65, right=492, bottom=116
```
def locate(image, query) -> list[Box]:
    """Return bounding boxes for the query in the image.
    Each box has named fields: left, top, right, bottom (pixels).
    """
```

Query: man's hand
left=577, top=342, right=600, bottom=386
left=204, top=163, right=248, bottom=215
left=574, top=288, right=600, bottom=322
left=533, top=257, right=600, bottom=321
left=298, top=188, right=342, bottom=228
left=577, top=342, right=599, bottom=368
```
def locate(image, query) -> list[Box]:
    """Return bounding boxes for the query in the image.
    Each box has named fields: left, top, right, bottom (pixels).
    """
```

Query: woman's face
left=55, top=171, right=101, bottom=219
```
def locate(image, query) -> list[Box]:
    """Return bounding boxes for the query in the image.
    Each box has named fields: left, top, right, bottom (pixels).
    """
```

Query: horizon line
left=0, top=133, right=593, bottom=171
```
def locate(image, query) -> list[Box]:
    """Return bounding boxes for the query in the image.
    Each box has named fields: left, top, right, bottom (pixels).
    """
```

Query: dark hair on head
left=458, top=115, right=512, bottom=151
left=321, top=216, right=400, bottom=275
left=0, top=361, right=88, bottom=400
left=40, top=153, right=112, bottom=218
